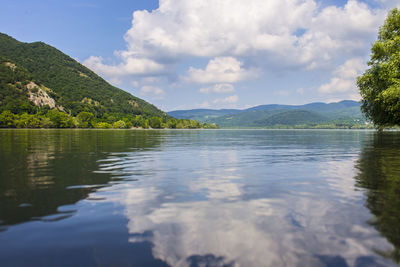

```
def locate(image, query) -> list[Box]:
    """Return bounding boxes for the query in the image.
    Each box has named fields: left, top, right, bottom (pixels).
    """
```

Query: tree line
left=0, top=109, right=218, bottom=129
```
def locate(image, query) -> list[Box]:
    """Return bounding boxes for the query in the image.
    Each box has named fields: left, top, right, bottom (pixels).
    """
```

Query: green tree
left=76, top=111, right=95, bottom=128
left=166, top=118, right=177, bottom=129
left=39, top=116, right=53, bottom=128
left=112, top=120, right=126, bottom=129
left=122, top=117, right=133, bottom=128
left=0, top=110, right=16, bottom=128
left=94, top=122, right=112, bottom=128
left=16, top=113, right=40, bottom=128
left=149, top=116, right=163, bottom=129
left=358, top=8, right=400, bottom=129
left=46, top=109, right=73, bottom=128
left=203, top=123, right=219, bottom=129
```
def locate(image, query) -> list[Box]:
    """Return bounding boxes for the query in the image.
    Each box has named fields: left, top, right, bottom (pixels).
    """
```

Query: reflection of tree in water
left=354, top=132, right=400, bottom=262
left=0, top=130, right=162, bottom=226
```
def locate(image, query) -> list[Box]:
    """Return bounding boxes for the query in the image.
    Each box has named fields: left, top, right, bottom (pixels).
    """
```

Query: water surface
left=0, top=129, right=399, bottom=266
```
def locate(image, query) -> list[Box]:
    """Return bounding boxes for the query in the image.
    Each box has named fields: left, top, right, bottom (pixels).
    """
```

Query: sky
left=1, top=0, right=399, bottom=111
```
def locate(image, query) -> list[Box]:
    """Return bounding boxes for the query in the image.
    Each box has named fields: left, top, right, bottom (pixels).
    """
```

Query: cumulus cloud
left=122, top=0, right=384, bottom=69
left=125, top=0, right=316, bottom=60
left=140, top=85, right=165, bottom=99
left=318, top=58, right=365, bottom=100
left=79, top=0, right=400, bottom=108
left=96, top=148, right=392, bottom=267
left=84, top=0, right=387, bottom=82
left=83, top=56, right=166, bottom=77
left=185, top=57, right=258, bottom=84
left=200, top=83, right=235, bottom=94
left=141, top=77, right=160, bottom=84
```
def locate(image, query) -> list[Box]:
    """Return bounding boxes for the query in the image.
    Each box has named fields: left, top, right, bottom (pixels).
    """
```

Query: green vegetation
left=254, top=110, right=327, bottom=126
left=0, top=33, right=164, bottom=118
left=0, top=33, right=217, bottom=129
left=358, top=8, right=400, bottom=129
left=0, top=110, right=218, bottom=129
left=169, top=101, right=369, bottom=128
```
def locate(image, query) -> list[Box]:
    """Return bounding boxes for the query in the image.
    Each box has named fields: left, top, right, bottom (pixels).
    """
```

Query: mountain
left=254, top=110, right=328, bottom=126
left=167, top=100, right=368, bottom=128
left=0, top=33, right=165, bottom=118
left=167, top=109, right=241, bottom=121
left=0, top=33, right=219, bottom=129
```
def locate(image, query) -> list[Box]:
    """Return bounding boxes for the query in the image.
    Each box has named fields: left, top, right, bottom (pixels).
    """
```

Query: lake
left=0, top=129, right=399, bottom=266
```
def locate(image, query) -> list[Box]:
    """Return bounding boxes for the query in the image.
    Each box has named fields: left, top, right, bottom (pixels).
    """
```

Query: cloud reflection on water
left=320, top=159, right=362, bottom=202
left=98, top=141, right=394, bottom=267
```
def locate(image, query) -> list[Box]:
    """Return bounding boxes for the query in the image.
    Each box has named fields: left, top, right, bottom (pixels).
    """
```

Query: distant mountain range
left=168, top=100, right=368, bottom=128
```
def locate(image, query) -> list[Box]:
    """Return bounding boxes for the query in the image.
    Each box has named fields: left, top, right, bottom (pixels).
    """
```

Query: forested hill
left=168, top=100, right=369, bottom=128
left=0, top=33, right=218, bottom=128
left=0, top=33, right=164, bottom=118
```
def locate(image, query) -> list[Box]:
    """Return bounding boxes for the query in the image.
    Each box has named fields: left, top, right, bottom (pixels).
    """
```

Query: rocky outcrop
left=26, top=82, right=56, bottom=109
left=4, top=62, right=16, bottom=71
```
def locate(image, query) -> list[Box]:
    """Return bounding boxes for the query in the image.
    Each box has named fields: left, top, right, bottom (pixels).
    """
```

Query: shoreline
left=0, top=127, right=383, bottom=131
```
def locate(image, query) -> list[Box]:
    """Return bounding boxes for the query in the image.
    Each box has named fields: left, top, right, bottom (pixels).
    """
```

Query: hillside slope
left=254, top=110, right=328, bottom=126
left=0, top=33, right=164, bottom=118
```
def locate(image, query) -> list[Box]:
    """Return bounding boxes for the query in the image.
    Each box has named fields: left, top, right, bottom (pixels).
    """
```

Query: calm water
left=0, top=129, right=400, bottom=267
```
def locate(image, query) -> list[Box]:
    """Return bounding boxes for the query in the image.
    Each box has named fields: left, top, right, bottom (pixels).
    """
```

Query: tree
left=149, top=116, right=162, bottom=128
left=76, top=111, right=95, bottom=128
left=46, top=109, right=74, bottom=128
left=166, top=118, right=177, bottom=129
left=113, top=120, right=127, bottom=129
left=94, top=122, right=112, bottom=128
left=0, top=110, right=16, bottom=128
left=358, top=8, right=400, bottom=129
left=15, top=113, right=40, bottom=128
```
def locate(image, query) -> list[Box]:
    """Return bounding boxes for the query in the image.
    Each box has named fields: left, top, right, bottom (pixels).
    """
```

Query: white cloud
left=296, top=88, right=305, bottom=95
left=122, top=0, right=385, bottom=69
left=81, top=0, right=399, bottom=108
left=131, top=80, right=139, bottom=87
left=140, top=85, right=165, bottom=99
left=84, top=0, right=388, bottom=82
left=141, top=77, right=160, bottom=84
left=200, top=83, right=235, bottom=94
left=124, top=0, right=316, bottom=59
left=83, top=56, right=166, bottom=77
left=108, top=77, right=122, bottom=86
left=213, top=95, right=239, bottom=104
left=185, top=57, right=258, bottom=84
left=96, top=149, right=392, bottom=267
left=318, top=58, right=365, bottom=100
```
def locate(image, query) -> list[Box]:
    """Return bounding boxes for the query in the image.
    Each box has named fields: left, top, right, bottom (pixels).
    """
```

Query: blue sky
left=1, top=0, right=399, bottom=111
